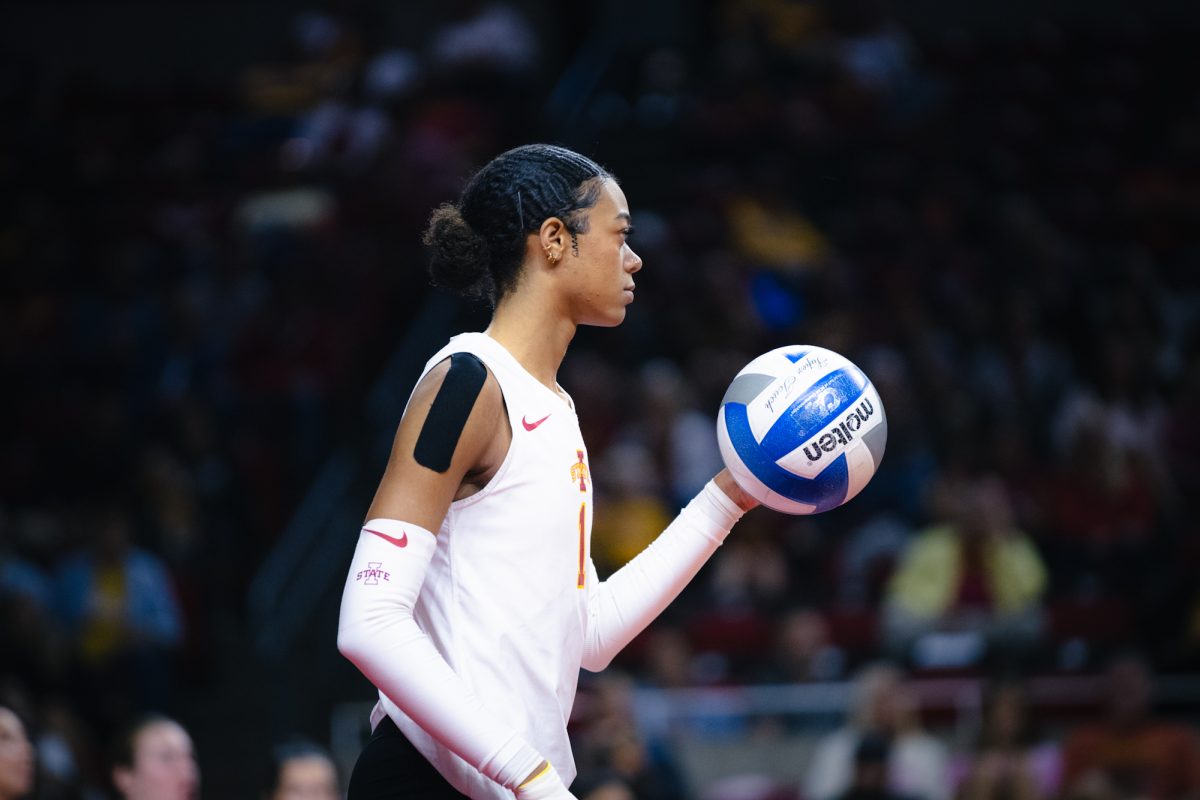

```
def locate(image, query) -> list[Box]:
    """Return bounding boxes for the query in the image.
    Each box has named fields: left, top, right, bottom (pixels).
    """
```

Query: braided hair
left=423, top=144, right=611, bottom=306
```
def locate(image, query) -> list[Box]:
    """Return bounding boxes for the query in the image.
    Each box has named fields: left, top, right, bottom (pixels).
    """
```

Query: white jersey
left=370, top=332, right=594, bottom=799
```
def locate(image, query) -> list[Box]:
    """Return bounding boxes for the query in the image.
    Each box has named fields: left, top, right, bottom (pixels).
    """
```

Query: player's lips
left=623, top=284, right=636, bottom=300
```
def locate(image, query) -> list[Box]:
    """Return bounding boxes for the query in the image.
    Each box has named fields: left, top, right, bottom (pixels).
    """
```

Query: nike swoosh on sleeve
left=365, top=528, right=408, bottom=548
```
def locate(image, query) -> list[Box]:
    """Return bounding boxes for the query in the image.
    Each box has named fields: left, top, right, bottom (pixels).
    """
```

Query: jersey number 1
left=576, top=502, right=586, bottom=589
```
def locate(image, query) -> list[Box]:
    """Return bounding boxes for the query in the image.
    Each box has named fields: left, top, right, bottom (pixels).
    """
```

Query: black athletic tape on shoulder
left=413, top=352, right=488, bottom=473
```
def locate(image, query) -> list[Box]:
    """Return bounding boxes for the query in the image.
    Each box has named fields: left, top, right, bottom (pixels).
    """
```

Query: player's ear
left=538, top=217, right=566, bottom=265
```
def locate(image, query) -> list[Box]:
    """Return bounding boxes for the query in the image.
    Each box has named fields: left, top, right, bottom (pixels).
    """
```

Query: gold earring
left=547, top=250, right=560, bottom=263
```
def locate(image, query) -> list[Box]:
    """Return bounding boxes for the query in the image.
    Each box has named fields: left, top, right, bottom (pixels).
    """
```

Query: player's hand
left=514, top=762, right=577, bottom=800
left=714, top=468, right=760, bottom=512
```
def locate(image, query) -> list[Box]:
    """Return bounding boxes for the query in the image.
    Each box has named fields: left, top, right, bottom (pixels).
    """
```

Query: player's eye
left=620, top=226, right=635, bottom=239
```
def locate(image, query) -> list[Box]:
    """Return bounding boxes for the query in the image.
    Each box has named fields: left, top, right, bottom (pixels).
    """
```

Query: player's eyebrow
left=616, top=211, right=632, bottom=222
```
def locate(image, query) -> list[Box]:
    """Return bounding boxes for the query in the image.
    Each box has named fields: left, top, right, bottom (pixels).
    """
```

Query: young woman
left=336, top=144, right=757, bottom=800
left=0, top=704, right=34, bottom=800
left=953, top=680, right=1060, bottom=800
left=264, top=740, right=340, bottom=800
left=111, top=715, right=198, bottom=800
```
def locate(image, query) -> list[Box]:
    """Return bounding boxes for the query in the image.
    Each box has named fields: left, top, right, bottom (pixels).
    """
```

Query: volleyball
left=717, top=346, right=887, bottom=515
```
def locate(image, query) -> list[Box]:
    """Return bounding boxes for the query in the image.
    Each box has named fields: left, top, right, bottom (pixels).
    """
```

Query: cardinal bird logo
left=570, top=450, right=590, bottom=493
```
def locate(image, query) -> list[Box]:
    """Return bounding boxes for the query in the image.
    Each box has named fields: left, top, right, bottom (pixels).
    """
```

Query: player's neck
left=486, top=296, right=575, bottom=392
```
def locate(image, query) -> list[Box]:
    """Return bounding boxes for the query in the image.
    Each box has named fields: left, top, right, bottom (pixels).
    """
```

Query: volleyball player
left=337, top=144, right=758, bottom=800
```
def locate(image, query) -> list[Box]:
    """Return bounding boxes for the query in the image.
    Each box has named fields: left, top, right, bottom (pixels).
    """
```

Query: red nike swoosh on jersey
left=522, top=413, right=552, bottom=431
left=365, top=528, right=408, bottom=548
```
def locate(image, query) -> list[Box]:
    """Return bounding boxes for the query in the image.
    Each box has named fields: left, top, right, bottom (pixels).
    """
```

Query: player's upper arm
left=365, top=355, right=507, bottom=531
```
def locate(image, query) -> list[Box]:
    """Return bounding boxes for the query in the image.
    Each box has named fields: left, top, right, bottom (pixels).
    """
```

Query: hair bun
left=423, top=204, right=495, bottom=300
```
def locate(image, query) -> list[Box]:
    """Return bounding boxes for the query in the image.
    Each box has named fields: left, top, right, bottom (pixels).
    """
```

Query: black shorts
left=347, top=716, right=469, bottom=800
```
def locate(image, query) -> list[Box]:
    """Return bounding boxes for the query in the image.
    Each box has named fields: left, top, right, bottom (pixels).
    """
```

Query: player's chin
left=587, top=307, right=627, bottom=328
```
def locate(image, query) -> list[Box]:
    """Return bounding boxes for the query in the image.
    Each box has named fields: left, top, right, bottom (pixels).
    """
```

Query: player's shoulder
left=399, top=351, right=509, bottom=474
left=411, top=352, right=505, bottom=423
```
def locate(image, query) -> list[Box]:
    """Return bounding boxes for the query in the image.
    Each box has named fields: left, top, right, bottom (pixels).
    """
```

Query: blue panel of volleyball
left=717, top=346, right=888, bottom=515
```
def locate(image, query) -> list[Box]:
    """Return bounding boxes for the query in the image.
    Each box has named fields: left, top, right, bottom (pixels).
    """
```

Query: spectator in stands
left=29, top=697, right=90, bottom=800
left=0, top=704, right=34, bottom=800
left=756, top=607, right=843, bottom=684
left=1062, top=653, right=1200, bottom=800
left=629, top=360, right=727, bottom=508
left=571, top=772, right=638, bottom=800
left=429, top=1, right=540, bottom=79
left=1043, top=410, right=1159, bottom=596
left=805, top=663, right=948, bottom=800
left=837, top=734, right=921, bottom=800
left=590, top=442, right=672, bottom=577
left=709, top=517, right=791, bottom=613
left=882, top=475, right=1046, bottom=665
left=573, top=674, right=685, bottom=800
left=952, top=679, right=1060, bottom=800
left=54, top=506, right=183, bottom=727
left=0, top=562, right=67, bottom=701
left=570, top=771, right=635, bottom=800
left=111, top=715, right=198, bottom=800
left=264, top=739, right=340, bottom=800
left=640, top=627, right=699, bottom=690
left=0, top=532, right=53, bottom=615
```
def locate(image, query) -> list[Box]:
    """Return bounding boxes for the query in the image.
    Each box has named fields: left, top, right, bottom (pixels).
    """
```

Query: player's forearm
left=581, top=480, right=745, bottom=671
left=337, top=520, right=550, bottom=791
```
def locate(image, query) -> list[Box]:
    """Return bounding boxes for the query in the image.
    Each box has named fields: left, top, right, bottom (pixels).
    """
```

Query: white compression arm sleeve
left=581, top=480, right=746, bottom=671
left=336, top=519, right=556, bottom=792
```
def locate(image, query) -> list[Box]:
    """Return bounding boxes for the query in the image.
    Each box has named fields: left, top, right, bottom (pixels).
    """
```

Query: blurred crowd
left=2, top=0, right=1199, bottom=798
left=2, top=0, right=548, bottom=795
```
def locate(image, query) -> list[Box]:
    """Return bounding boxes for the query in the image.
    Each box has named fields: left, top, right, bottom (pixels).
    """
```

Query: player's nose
left=626, top=247, right=643, bottom=273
